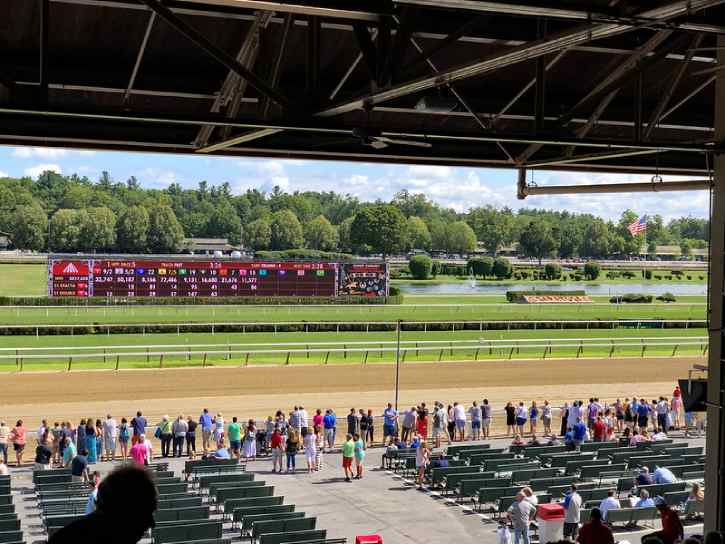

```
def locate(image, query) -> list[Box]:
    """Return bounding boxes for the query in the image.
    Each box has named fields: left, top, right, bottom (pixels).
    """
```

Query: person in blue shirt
left=637, top=400, right=650, bottom=431
left=653, top=466, right=677, bottom=484
left=212, top=437, right=230, bottom=459
left=383, top=403, right=397, bottom=446
left=572, top=419, right=587, bottom=447
left=635, top=489, right=655, bottom=508
left=199, top=409, right=213, bottom=454
left=323, top=409, right=336, bottom=452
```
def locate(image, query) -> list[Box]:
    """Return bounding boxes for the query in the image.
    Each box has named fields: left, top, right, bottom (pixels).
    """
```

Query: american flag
left=627, top=215, right=647, bottom=236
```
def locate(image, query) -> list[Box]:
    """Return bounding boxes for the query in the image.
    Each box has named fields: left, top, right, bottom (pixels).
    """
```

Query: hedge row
left=0, top=295, right=402, bottom=307
left=0, top=319, right=704, bottom=336
left=609, top=294, right=653, bottom=304
left=254, top=250, right=355, bottom=261
left=506, top=290, right=586, bottom=303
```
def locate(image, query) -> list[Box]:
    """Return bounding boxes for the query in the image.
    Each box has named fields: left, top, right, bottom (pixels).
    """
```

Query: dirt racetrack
left=2, top=355, right=701, bottom=437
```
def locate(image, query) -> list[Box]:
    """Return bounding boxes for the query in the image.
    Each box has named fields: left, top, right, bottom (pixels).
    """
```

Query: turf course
left=0, top=264, right=47, bottom=296
left=0, top=327, right=707, bottom=372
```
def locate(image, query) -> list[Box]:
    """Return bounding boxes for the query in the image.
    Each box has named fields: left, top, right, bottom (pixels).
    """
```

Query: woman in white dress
left=242, top=420, right=256, bottom=460
left=303, top=430, right=317, bottom=474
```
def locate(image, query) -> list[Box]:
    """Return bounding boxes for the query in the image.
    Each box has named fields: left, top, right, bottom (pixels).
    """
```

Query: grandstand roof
left=1, top=0, right=723, bottom=175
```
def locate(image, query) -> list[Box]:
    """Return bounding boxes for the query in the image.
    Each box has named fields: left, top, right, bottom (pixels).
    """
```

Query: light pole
left=394, top=319, right=401, bottom=411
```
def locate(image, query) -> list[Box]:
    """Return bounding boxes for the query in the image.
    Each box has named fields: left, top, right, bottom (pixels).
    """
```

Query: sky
left=0, top=145, right=709, bottom=221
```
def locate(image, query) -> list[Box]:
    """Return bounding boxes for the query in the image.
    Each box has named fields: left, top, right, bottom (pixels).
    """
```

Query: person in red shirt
left=270, top=429, right=284, bottom=473
left=593, top=416, right=607, bottom=442
left=577, top=508, right=614, bottom=544
left=642, top=499, right=684, bottom=544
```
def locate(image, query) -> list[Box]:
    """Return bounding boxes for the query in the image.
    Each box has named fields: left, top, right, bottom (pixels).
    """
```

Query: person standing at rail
left=383, top=403, right=397, bottom=446
left=198, top=409, right=212, bottom=454
left=469, top=401, right=482, bottom=441
left=103, top=414, right=117, bottom=462
left=185, top=416, right=197, bottom=459
left=131, top=412, right=147, bottom=446
left=172, top=415, right=187, bottom=458
left=482, top=399, right=492, bottom=439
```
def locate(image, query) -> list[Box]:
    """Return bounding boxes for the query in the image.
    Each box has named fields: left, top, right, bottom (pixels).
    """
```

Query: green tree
left=408, top=254, right=433, bottom=279
left=467, top=257, right=493, bottom=278
left=617, top=210, right=644, bottom=256
left=244, top=218, right=272, bottom=250
left=337, top=217, right=354, bottom=253
left=518, top=219, right=558, bottom=264
left=647, top=240, right=658, bottom=260
left=428, top=219, right=448, bottom=251
left=584, top=260, right=601, bottom=280
left=11, top=204, right=47, bottom=251
left=270, top=209, right=304, bottom=250
left=304, top=215, right=338, bottom=251
left=558, top=222, right=583, bottom=258
left=446, top=221, right=477, bottom=254
left=406, top=216, right=432, bottom=251
left=80, top=206, right=116, bottom=251
left=493, top=256, right=512, bottom=279
left=544, top=262, right=562, bottom=280
left=580, top=219, right=611, bottom=258
left=147, top=205, right=184, bottom=253
left=116, top=205, right=150, bottom=253
left=207, top=202, right=243, bottom=245
left=467, top=206, right=515, bottom=255
left=351, top=204, right=407, bottom=258
left=49, top=209, right=83, bottom=251
left=680, top=238, right=692, bottom=258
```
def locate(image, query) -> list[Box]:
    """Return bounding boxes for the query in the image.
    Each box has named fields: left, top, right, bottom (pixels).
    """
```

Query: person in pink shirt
left=313, top=409, right=324, bottom=430
left=130, top=434, right=148, bottom=466
left=671, top=394, right=683, bottom=429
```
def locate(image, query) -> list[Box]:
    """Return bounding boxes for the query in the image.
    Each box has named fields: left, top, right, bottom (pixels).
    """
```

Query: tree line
left=0, top=170, right=710, bottom=258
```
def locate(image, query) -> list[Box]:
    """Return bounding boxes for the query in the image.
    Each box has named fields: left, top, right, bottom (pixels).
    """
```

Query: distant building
left=183, top=237, right=236, bottom=255
left=0, top=231, right=11, bottom=249
left=639, top=244, right=708, bottom=261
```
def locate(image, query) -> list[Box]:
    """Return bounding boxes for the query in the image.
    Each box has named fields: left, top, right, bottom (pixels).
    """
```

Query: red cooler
left=537, top=503, right=565, bottom=544
left=355, top=536, right=382, bottom=544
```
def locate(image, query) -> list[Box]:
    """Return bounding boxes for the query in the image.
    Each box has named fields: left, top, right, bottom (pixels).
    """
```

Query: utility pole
left=394, top=319, right=401, bottom=411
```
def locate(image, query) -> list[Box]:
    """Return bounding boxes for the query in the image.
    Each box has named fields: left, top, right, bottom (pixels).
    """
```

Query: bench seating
left=473, top=486, right=523, bottom=511
left=158, top=496, right=204, bottom=510
left=548, top=482, right=599, bottom=497
left=252, top=516, right=317, bottom=541
left=579, top=463, right=627, bottom=480
left=446, top=444, right=491, bottom=457
left=207, top=480, right=265, bottom=497
left=606, top=507, right=659, bottom=527
left=455, top=477, right=513, bottom=499
left=0, top=530, right=23, bottom=543
left=233, top=505, right=297, bottom=530
left=528, top=476, right=577, bottom=491
left=511, top=467, right=559, bottom=483
left=663, top=491, right=689, bottom=506
left=152, top=520, right=223, bottom=544
left=634, top=482, right=687, bottom=497
left=222, top=496, right=284, bottom=517
left=197, top=473, right=254, bottom=489
left=258, top=529, right=326, bottom=544
left=213, top=485, right=274, bottom=505
left=431, top=467, right=493, bottom=487
left=547, top=452, right=596, bottom=468
left=154, top=506, right=210, bottom=523
left=498, top=494, right=552, bottom=513
left=0, top=521, right=19, bottom=533
left=490, top=460, right=540, bottom=473
left=157, top=483, right=188, bottom=495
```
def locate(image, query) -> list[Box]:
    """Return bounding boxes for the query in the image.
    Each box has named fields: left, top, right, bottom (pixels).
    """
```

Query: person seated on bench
left=598, top=490, right=620, bottom=521
left=687, top=482, right=704, bottom=504
left=71, top=448, right=90, bottom=483
left=527, top=434, right=542, bottom=447
left=49, top=464, right=158, bottom=544
left=576, top=508, right=613, bottom=544
left=636, top=467, right=655, bottom=486
left=210, top=437, right=231, bottom=460
left=635, top=489, right=655, bottom=508
left=653, top=465, right=677, bottom=484
left=641, top=497, right=683, bottom=544
left=511, top=434, right=524, bottom=446
left=564, top=428, right=576, bottom=451
left=651, top=431, right=668, bottom=441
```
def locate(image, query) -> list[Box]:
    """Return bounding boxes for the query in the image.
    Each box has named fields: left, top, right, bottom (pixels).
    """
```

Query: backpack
left=119, top=425, right=129, bottom=441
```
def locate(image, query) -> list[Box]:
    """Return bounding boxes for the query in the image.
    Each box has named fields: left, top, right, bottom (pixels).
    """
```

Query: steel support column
left=704, top=34, right=725, bottom=533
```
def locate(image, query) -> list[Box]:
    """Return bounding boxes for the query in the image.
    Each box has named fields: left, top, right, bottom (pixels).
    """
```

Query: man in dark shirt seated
left=71, top=449, right=90, bottom=483
left=636, top=467, right=655, bottom=486
left=49, top=464, right=158, bottom=544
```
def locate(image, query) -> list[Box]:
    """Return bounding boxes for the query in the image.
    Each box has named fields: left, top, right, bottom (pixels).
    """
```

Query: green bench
left=0, top=507, right=13, bottom=516
left=579, top=463, right=627, bottom=480
left=33, top=468, right=72, bottom=483
left=634, top=482, right=687, bottom=497
left=616, top=477, right=636, bottom=494
left=490, top=460, right=540, bottom=473
left=546, top=452, right=596, bottom=468
left=443, top=472, right=500, bottom=491
left=511, top=467, right=559, bottom=483
left=473, top=486, right=523, bottom=511
left=259, top=529, right=327, bottom=544
left=44, top=514, right=81, bottom=532
left=214, top=485, right=274, bottom=506
left=35, top=481, right=92, bottom=493
left=154, top=506, right=210, bottom=523
left=184, top=458, right=242, bottom=478
left=664, top=464, right=704, bottom=478
left=683, top=500, right=704, bottom=517
left=207, top=480, right=265, bottom=497
left=431, top=467, right=493, bottom=487
left=606, top=507, right=659, bottom=527
left=663, top=490, right=689, bottom=506
left=252, top=517, right=317, bottom=540
left=158, top=496, right=204, bottom=510
left=242, top=512, right=305, bottom=534
left=565, top=458, right=611, bottom=475
left=157, top=482, right=188, bottom=495
left=456, top=477, right=513, bottom=500
left=447, top=444, right=491, bottom=456
left=498, top=494, right=551, bottom=514
left=683, top=470, right=705, bottom=481
left=0, top=516, right=16, bottom=523
left=198, top=472, right=254, bottom=489
left=576, top=487, right=614, bottom=502
left=233, top=505, right=297, bottom=530
left=627, top=455, right=673, bottom=469
left=34, top=473, right=72, bottom=486
left=459, top=448, right=503, bottom=461
left=0, top=521, right=19, bottom=533
left=0, top=497, right=12, bottom=507
left=223, top=495, right=284, bottom=517
left=579, top=442, right=619, bottom=453
left=468, top=453, right=516, bottom=466
left=152, top=520, right=223, bottom=544
left=521, top=445, right=567, bottom=458
left=0, top=530, right=23, bottom=543
left=528, top=476, right=577, bottom=491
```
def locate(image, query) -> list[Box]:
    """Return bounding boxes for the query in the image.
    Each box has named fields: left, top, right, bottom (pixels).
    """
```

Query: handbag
left=154, top=426, right=161, bottom=439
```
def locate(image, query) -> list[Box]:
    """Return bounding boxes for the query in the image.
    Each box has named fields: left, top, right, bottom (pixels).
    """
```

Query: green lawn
left=0, top=327, right=707, bottom=372
left=0, top=301, right=706, bottom=325
left=402, top=294, right=707, bottom=305
left=0, top=264, right=47, bottom=296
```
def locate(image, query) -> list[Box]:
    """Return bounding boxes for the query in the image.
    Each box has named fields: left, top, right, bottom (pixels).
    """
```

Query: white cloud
left=12, top=147, right=95, bottom=159
left=0, top=171, right=7, bottom=178
left=24, top=163, right=61, bottom=178
left=139, top=167, right=179, bottom=188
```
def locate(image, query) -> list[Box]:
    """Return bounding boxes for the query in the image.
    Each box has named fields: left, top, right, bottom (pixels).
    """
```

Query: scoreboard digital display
left=48, top=257, right=388, bottom=298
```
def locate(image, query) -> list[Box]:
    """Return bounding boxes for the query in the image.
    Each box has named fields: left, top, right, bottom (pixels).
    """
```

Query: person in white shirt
left=515, top=403, right=527, bottom=436
left=598, top=490, right=620, bottom=520
left=522, top=486, right=538, bottom=505
left=298, top=406, right=309, bottom=434
left=37, top=420, right=48, bottom=445
left=453, top=402, right=466, bottom=441
left=102, top=415, right=118, bottom=462
left=143, top=436, right=153, bottom=464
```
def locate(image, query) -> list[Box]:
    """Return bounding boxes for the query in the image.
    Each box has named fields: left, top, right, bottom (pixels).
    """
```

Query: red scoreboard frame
left=48, top=257, right=388, bottom=298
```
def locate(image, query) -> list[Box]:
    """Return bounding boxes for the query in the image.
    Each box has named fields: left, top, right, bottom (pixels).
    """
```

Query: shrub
left=467, top=256, right=494, bottom=277
left=671, top=270, right=684, bottom=277
left=493, top=256, right=512, bottom=279
left=583, top=261, right=601, bottom=280
left=606, top=271, right=618, bottom=280
left=665, top=275, right=672, bottom=280
left=610, top=293, right=653, bottom=303
left=699, top=275, right=704, bottom=280
left=570, top=265, right=579, bottom=272
left=388, top=285, right=402, bottom=297
left=572, top=274, right=582, bottom=281
left=389, top=268, right=402, bottom=279
left=544, top=262, right=562, bottom=280
left=656, top=292, right=676, bottom=303
left=686, top=275, right=692, bottom=280
left=408, top=255, right=433, bottom=279
left=622, top=270, right=637, bottom=279
left=520, top=270, right=529, bottom=280
left=654, top=275, right=662, bottom=280
left=644, top=270, right=652, bottom=280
